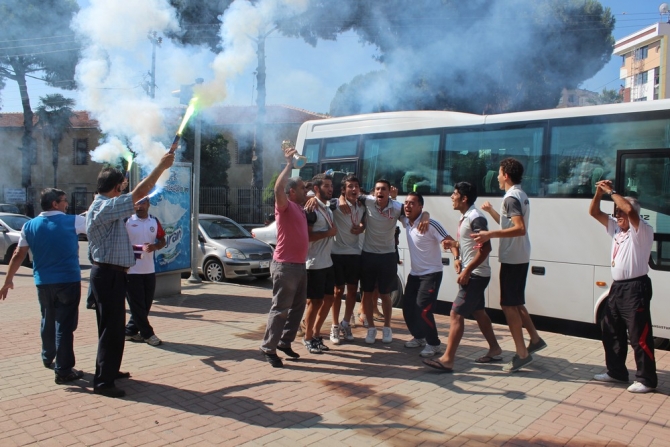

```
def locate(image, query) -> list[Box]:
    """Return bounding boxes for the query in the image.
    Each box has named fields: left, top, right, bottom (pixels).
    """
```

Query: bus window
left=303, top=141, right=320, bottom=164
left=444, top=126, right=543, bottom=196
left=549, top=119, right=670, bottom=198
left=361, top=133, right=440, bottom=194
left=324, top=137, right=358, bottom=158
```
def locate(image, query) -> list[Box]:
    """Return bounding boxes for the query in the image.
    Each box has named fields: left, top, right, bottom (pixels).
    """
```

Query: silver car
left=250, top=221, right=277, bottom=248
left=0, top=212, right=32, bottom=266
left=197, top=214, right=273, bottom=282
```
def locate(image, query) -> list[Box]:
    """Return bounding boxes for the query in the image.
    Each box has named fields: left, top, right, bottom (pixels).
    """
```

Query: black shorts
left=360, top=251, right=397, bottom=294
left=452, top=275, right=490, bottom=317
left=331, top=254, right=361, bottom=287
left=307, top=266, right=335, bottom=300
left=500, top=263, right=529, bottom=307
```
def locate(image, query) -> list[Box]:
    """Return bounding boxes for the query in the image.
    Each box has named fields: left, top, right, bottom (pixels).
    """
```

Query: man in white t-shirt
left=589, top=180, right=656, bottom=394
left=124, top=197, right=166, bottom=347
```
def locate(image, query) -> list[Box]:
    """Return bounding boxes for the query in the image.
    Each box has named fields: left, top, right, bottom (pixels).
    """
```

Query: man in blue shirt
left=87, top=152, right=174, bottom=398
left=1, top=188, right=86, bottom=384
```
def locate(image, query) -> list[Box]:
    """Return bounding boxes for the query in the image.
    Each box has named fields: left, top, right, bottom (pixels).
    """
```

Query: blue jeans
left=37, top=282, right=81, bottom=376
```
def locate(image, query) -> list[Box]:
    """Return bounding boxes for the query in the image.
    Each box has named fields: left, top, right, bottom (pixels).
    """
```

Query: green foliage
left=35, top=94, right=76, bottom=141
left=181, top=124, right=232, bottom=188
left=263, top=172, right=278, bottom=203
left=587, top=88, right=623, bottom=105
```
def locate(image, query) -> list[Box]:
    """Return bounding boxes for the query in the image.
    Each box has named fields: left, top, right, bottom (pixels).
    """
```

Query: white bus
left=294, top=100, right=670, bottom=342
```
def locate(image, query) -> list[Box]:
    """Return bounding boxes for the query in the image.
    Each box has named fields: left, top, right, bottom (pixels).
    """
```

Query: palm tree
left=35, top=94, right=76, bottom=188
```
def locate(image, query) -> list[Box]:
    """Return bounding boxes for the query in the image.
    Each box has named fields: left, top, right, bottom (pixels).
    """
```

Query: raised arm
left=589, top=180, right=612, bottom=228
left=274, top=147, right=298, bottom=212
left=480, top=201, right=500, bottom=224
left=131, top=152, right=175, bottom=204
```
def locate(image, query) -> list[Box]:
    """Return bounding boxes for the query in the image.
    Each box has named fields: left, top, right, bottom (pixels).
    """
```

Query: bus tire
left=391, top=276, right=404, bottom=308
left=654, top=338, right=670, bottom=350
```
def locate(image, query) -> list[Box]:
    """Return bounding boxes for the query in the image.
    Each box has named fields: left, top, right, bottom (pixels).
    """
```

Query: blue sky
left=0, top=0, right=664, bottom=115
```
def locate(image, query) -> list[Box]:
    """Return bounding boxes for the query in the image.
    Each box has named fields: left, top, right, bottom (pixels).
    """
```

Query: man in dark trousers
left=87, top=152, right=174, bottom=398
left=589, top=179, right=656, bottom=393
left=124, top=197, right=166, bottom=347
left=1, top=188, right=86, bottom=384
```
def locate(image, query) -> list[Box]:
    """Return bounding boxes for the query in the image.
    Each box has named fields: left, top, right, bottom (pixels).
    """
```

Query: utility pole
left=188, top=78, right=204, bottom=284
left=148, top=31, right=162, bottom=99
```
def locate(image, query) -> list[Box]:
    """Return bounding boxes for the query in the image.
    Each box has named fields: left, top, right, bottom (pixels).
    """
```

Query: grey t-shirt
left=361, top=195, right=403, bottom=254
left=332, top=199, right=365, bottom=255
left=458, top=205, right=491, bottom=277
left=499, top=185, right=531, bottom=264
left=306, top=199, right=335, bottom=270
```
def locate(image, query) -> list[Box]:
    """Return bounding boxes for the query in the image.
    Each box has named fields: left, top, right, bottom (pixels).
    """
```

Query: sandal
left=422, top=358, right=453, bottom=373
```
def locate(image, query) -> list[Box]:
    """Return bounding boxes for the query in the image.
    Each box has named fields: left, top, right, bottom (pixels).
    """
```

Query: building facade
left=614, top=22, right=670, bottom=102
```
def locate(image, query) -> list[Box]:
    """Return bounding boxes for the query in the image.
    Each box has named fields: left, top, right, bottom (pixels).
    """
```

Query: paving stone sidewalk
left=1, top=262, right=669, bottom=446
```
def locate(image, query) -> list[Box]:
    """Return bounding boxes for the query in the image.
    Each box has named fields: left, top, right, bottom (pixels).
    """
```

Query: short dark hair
left=40, top=188, right=66, bottom=211
left=453, top=182, right=478, bottom=206
left=311, top=173, right=333, bottom=189
left=500, top=158, right=524, bottom=185
left=97, top=167, right=125, bottom=194
left=406, top=192, right=424, bottom=206
left=375, top=179, right=391, bottom=190
left=341, top=174, right=360, bottom=190
left=285, top=176, right=303, bottom=195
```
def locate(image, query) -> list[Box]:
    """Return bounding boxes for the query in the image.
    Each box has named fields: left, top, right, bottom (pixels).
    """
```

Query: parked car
left=250, top=221, right=277, bottom=248
left=197, top=214, right=273, bottom=282
left=78, top=212, right=87, bottom=241
left=0, top=204, right=21, bottom=214
left=0, top=212, right=32, bottom=266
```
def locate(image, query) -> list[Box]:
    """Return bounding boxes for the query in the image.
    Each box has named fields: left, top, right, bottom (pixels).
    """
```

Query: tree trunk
left=13, top=61, right=35, bottom=188
left=52, top=139, right=59, bottom=187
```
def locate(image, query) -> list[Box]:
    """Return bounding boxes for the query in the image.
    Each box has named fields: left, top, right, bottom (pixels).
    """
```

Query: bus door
left=616, top=149, right=670, bottom=337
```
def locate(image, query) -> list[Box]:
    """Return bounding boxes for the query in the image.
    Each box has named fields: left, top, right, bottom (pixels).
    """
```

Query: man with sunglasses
left=589, top=180, right=656, bottom=394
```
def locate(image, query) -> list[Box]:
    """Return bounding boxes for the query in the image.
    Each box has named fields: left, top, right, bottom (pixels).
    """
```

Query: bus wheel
left=390, top=276, right=404, bottom=308
left=654, top=338, right=670, bottom=350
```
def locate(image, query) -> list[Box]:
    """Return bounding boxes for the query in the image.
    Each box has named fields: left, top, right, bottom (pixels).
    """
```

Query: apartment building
left=614, top=22, right=670, bottom=102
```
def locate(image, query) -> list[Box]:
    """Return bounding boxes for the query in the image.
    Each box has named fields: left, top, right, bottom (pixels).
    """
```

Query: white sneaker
left=382, top=327, right=392, bottom=343
left=340, top=320, right=354, bottom=341
left=593, top=373, right=628, bottom=383
left=404, top=338, right=426, bottom=348
left=365, top=327, right=377, bottom=344
left=330, top=325, right=341, bottom=345
left=145, top=335, right=162, bottom=346
left=419, top=344, right=440, bottom=357
left=627, top=381, right=654, bottom=394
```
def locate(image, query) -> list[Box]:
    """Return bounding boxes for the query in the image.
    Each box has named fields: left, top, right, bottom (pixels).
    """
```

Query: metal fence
left=71, top=187, right=273, bottom=227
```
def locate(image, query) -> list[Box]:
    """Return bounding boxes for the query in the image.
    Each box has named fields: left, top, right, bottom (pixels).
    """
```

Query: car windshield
left=0, top=215, right=30, bottom=231
left=200, top=218, right=251, bottom=239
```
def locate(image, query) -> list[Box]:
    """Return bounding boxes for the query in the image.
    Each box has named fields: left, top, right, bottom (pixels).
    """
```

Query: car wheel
left=21, top=253, right=31, bottom=268
left=203, top=259, right=225, bottom=282
left=257, top=274, right=271, bottom=280
left=4, top=244, right=17, bottom=264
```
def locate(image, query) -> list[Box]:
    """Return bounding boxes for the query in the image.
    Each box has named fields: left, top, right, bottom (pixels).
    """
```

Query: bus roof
left=297, top=99, right=670, bottom=142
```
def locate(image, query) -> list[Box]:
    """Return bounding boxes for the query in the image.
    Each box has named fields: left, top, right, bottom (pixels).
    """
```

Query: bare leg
left=472, top=309, right=502, bottom=357
left=436, top=311, right=463, bottom=368
left=304, top=299, right=318, bottom=340
left=502, top=305, right=529, bottom=358
left=519, top=305, right=541, bottom=344
left=314, top=295, right=335, bottom=337
left=380, top=293, right=392, bottom=327
left=362, top=291, right=376, bottom=329
left=331, top=286, right=344, bottom=327
left=342, top=283, right=358, bottom=324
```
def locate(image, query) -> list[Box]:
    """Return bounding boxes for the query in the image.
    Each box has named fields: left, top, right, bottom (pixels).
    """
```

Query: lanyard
left=317, top=205, right=333, bottom=228
left=612, top=229, right=630, bottom=266
left=349, top=201, right=360, bottom=226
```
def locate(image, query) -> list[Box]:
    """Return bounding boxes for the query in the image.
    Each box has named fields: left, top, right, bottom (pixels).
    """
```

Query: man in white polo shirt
left=589, top=179, right=656, bottom=394
left=124, top=197, right=166, bottom=347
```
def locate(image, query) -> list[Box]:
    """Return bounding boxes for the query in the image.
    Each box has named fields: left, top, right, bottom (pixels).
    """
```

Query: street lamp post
left=188, top=78, right=204, bottom=283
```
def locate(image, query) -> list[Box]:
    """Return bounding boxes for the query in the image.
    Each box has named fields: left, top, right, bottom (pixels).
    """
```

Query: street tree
left=35, top=94, right=76, bottom=188
left=181, top=125, right=232, bottom=188
left=0, top=0, right=80, bottom=188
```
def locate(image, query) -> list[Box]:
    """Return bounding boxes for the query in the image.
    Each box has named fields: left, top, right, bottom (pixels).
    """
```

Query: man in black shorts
left=422, top=182, right=502, bottom=372
left=475, top=158, right=546, bottom=372
left=303, top=174, right=337, bottom=354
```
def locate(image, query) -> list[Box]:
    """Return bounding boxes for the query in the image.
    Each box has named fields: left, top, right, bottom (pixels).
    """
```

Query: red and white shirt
left=125, top=214, right=165, bottom=275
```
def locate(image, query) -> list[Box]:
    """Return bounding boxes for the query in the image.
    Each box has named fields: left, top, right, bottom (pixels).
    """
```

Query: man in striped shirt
left=400, top=192, right=456, bottom=358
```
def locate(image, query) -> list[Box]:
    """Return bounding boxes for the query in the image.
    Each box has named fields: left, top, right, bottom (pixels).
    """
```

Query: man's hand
left=442, top=239, right=457, bottom=250
left=283, top=146, right=297, bottom=164
left=143, top=243, right=155, bottom=253
left=304, top=197, right=319, bottom=213
left=350, top=223, right=364, bottom=235
left=481, top=201, right=494, bottom=214
left=326, top=226, right=338, bottom=237
left=472, top=230, right=491, bottom=244
left=595, top=180, right=613, bottom=196
left=454, top=259, right=462, bottom=274
left=390, top=186, right=398, bottom=199
left=0, top=282, right=13, bottom=300
left=159, top=152, right=176, bottom=171
left=417, top=211, right=430, bottom=234
left=457, top=269, right=470, bottom=285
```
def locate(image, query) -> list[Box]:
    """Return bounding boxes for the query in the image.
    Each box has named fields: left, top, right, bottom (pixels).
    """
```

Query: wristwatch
left=608, top=190, right=617, bottom=196
left=454, top=256, right=461, bottom=261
